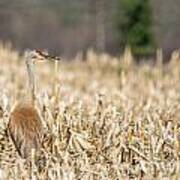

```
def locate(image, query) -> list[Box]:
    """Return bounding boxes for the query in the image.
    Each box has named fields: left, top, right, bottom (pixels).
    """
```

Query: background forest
left=0, top=0, right=180, bottom=58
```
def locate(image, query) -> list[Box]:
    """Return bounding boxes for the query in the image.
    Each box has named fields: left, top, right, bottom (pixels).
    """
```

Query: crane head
left=24, top=49, right=61, bottom=63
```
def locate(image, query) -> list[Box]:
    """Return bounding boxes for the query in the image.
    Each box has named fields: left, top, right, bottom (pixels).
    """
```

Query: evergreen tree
left=116, top=0, right=155, bottom=56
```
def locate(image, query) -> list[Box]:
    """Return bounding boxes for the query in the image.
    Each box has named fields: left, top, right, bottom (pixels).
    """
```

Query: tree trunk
left=96, top=0, right=106, bottom=52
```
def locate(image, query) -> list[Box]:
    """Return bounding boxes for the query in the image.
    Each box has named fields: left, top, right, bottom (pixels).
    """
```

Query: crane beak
left=35, top=49, right=61, bottom=62
left=46, top=55, right=61, bottom=61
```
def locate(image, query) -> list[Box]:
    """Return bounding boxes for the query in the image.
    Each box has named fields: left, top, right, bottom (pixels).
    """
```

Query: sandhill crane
left=7, top=49, right=60, bottom=163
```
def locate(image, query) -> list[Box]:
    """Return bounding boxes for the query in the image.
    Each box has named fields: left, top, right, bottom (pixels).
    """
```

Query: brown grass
left=0, top=44, right=179, bottom=179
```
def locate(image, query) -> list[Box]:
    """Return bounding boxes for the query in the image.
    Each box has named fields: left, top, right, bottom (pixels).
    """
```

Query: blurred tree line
left=0, top=0, right=180, bottom=58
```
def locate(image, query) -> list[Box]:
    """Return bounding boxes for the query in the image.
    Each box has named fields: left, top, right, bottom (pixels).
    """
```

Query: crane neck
left=26, top=58, right=36, bottom=105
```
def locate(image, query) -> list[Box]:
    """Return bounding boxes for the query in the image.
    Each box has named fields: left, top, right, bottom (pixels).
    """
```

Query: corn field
left=0, top=44, right=179, bottom=179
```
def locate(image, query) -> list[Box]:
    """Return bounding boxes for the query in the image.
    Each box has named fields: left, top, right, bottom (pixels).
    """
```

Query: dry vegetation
left=0, top=44, right=179, bottom=179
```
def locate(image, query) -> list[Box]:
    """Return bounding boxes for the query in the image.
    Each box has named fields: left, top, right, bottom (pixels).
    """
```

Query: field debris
left=0, top=45, right=179, bottom=179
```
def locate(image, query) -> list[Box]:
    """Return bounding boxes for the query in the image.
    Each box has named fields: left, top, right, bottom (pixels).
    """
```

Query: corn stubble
left=0, top=45, right=179, bottom=179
